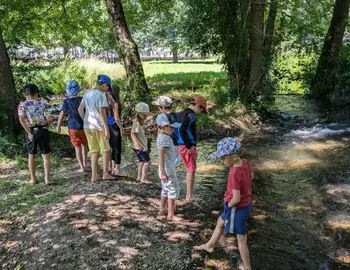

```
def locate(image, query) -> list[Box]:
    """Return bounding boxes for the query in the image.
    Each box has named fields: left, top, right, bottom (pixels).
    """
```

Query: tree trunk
left=246, top=0, right=266, bottom=100
left=0, top=25, right=18, bottom=134
left=263, top=0, right=278, bottom=59
left=172, top=45, right=178, bottom=63
left=105, top=0, right=149, bottom=101
left=312, top=0, right=350, bottom=98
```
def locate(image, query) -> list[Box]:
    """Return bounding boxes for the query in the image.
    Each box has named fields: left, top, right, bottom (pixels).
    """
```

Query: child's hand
left=57, top=126, right=61, bottom=134
left=161, top=172, right=168, bottom=182
left=27, top=132, right=33, bottom=141
left=120, top=128, right=123, bottom=137
left=188, top=146, right=196, bottom=154
left=228, top=201, right=234, bottom=208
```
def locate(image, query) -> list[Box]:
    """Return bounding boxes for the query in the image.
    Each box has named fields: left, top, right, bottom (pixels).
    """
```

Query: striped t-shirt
left=157, top=133, right=177, bottom=176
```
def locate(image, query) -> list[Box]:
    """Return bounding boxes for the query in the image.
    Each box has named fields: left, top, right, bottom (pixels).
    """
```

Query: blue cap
left=66, top=80, right=81, bottom=96
left=96, top=74, right=112, bottom=86
left=210, top=137, right=242, bottom=159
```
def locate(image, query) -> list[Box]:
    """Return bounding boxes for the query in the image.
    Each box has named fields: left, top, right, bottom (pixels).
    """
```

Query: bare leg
left=28, top=154, right=37, bottom=184
left=102, top=150, right=114, bottom=180
left=75, top=146, right=84, bottom=172
left=42, top=153, right=51, bottom=184
left=193, top=217, right=225, bottom=252
left=114, top=163, right=120, bottom=175
left=167, top=199, right=182, bottom=221
left=82, top=144, right=88, bottom=169
left=158, top=196, right=167, bottom=215
left=136, top=162, right=143, bottom=181
left=186, top=172, right=195, bottom=201
left=237, top=234, right=251, bottom=270
left=91, top=152, right=101, bottom=182
left=141, top=162, right=151, bottom=184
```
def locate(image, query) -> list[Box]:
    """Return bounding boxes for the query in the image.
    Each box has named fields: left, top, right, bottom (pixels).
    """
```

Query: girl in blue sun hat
left=194, top=137, right=254, bottom=270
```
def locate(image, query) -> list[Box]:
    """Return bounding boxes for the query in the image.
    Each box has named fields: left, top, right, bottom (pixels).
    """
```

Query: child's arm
left=130, top=132, right=144, bottom=151
left=159, top=146, right=168, bottom=181
left=99, top=107, right=109, bottom=140
left=56, top=111, right=65, bottom=133
left=228, top=189, right=241, bottom=208
left=113, top=103, right=123, bottom=136
left=78, top=104, right=85, bottom=120
left=19, top=116, right=33, bottom=141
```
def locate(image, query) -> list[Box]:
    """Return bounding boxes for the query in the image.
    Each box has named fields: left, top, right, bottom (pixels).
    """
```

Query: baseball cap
left=152, top=96, right=173, bottom=107
left=156, top=113, right=181, bottom=128
left=135, top=102, right=153, bottom=116
left=66, top=80, right=81, bottom=96
left=210, top=137, right=242, bottom=159
left=96, top=74, right=112, bottom=86
left=23, top=84, right=39, bottom=95
left=193, top=95, right=208, bottom=113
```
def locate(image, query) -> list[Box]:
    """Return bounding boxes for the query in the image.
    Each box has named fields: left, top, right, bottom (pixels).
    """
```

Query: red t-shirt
left=224, top=159, right=252, bottom=208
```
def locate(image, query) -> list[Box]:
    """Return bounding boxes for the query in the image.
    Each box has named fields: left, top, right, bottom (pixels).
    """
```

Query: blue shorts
left=220, top=201, right=252, bottom=235
left=133, top=149, right=150, bottom=163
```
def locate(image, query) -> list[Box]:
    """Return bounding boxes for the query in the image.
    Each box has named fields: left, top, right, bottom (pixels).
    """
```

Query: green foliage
left=269, top=52, right=317, bottom=94
left=0, top=132, right=24, bottom=158
left=12, top=59, right=89, bottom=95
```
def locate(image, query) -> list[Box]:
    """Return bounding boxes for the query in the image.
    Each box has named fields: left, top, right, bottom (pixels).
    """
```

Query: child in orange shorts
left=57, top=80, right=88, bottom=172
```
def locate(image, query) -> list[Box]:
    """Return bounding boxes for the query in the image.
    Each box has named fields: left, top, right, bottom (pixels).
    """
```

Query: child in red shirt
left=194, top=137, right=253, bottom=270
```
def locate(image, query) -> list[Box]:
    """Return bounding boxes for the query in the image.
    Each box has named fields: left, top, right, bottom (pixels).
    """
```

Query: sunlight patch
left=293, top=141, right=345, bottom=152
left=326, top=212, right=350, bottom=230
left=196, top=164, right=225, bottom=173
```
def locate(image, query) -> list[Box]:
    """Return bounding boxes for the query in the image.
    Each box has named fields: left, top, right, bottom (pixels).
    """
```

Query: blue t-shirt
left=61, top=97, right=84, bottom=130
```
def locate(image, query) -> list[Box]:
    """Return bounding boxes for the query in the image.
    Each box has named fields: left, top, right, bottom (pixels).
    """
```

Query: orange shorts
left=179, top=145, right=198, bottom=173
left=68, top=129, right=88, bottom=147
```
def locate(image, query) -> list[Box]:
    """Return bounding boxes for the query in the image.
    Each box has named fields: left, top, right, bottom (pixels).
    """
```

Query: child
left=106, top=85, right=123, bottom=175
left=57, top=80, right=88, bottom=172
left=18, top=84, right=53, bottom=185
left=193, top=137, right=253, bottom=270
left=78, top=74, right=114, bottom=182
left=130, top=102, right=153, bottom=184
left=156, top=113, right=182, bottom=221
left=153, top=96, right=180, bottom=166
left=174, top=95, right=208, bottom=201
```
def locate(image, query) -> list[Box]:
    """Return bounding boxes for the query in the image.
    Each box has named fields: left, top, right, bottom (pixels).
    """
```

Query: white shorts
left=160, top=173, right=180, bottom=200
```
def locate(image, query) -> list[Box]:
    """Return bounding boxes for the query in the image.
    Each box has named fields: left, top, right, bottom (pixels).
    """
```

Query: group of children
left=17, top=74, right=253, bottom=270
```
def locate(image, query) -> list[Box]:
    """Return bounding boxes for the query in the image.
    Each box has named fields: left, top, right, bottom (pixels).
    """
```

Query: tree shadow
left=148, top=60, right=218, bottom=65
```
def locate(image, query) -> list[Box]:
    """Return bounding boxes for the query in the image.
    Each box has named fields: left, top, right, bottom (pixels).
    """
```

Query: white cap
left=152, top=96, right=173, bottom=107
left=156, top=113, right=181, bottom=128
left=135, top=102, right=153, bottom=116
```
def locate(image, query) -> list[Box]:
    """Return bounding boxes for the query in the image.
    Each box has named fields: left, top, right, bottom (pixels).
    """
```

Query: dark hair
left=107, top=84, right=122, bottom=118
left=23, top=84, right=39, bottom=95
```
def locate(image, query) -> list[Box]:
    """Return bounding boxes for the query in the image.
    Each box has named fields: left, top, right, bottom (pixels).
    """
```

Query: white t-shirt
left=81, top=90, right=108, bottom=131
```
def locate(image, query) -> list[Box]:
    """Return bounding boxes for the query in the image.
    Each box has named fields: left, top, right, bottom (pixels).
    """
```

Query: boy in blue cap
left=193, top=137, right=253, bottom=270
left=57, top=80, right=88, bottom=172
left=78, top=75, right=114, bottom=182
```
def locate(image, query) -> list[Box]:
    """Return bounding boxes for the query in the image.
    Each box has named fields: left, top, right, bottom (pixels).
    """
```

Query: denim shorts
left=133, top=149, right=150, bottom=163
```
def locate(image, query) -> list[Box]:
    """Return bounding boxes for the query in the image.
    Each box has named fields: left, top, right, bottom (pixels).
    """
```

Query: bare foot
left=103, top=174, right=116, bottom=180
left=78, top=168, right=85, bottom=173
left=141, top=179, right=152, bottom=184
left=91, top=176, right=103, bottom=182
left=158, top=209, right=167, bottom=216
left=28, top=179, right=37, bottom=185
left=193, top=244, right=214, bottom=253
left=45, top=178, right=51, bottom=185
left=112, top=170, right=120, bottom=176
left=186, top=196, right=195, bottom=202
left=167, top=215, right=183, bottom=222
